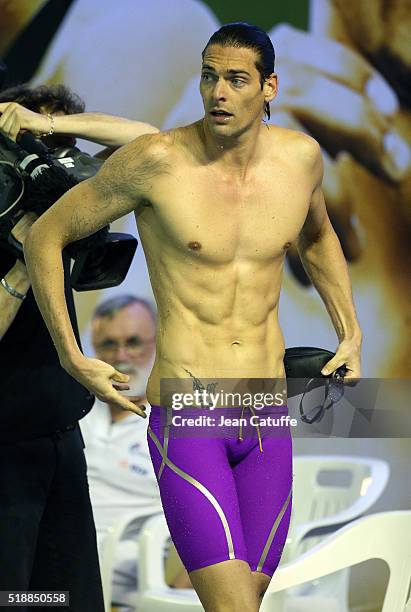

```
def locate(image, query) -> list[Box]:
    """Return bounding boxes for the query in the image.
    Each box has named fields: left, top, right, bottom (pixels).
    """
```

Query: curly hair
left=0, top=83, right=85, bottom=115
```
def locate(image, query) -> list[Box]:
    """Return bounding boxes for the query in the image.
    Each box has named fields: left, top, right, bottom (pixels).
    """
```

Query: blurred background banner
left=1, top=0, right=410, bottom=376
left=2, top=4, right=410, bottom=609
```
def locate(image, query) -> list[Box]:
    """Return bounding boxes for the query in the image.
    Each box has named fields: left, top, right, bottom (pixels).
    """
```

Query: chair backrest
left=100, top=510, right=163, bottom=611
left=288, top=455, right=389, bottom=556
left=138, top=513, right=171, bottom=592
left=261, top=511, right=411, bottom=612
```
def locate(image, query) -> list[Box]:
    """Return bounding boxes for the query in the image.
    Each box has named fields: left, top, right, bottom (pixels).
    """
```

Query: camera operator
left=0, top=84, right=157, bottom=610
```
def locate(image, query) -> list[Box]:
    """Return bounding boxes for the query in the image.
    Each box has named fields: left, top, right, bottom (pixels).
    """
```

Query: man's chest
left=140, top=162, right=313, bottom=263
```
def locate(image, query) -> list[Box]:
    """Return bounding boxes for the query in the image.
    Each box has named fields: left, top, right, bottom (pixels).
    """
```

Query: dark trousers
left=0, top=425, right=104, bottom=612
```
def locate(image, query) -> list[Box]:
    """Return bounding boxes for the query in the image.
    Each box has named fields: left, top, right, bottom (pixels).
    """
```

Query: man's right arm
left=24, top=133, right=167, bottom=414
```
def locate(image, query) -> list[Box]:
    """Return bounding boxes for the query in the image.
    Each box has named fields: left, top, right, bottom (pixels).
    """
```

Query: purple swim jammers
left=147, top=404, right=293, bottom=577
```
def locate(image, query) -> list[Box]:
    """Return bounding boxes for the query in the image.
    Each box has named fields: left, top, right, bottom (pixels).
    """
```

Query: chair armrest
left=100, top=510, right=163, bottom=610
left=261, top=511, right=411, bottom=612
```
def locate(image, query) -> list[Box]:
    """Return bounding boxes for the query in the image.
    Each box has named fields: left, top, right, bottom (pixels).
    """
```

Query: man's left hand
left=0, top=101, right=49, bottom=141
left=321, top=337, right=361, bottom=382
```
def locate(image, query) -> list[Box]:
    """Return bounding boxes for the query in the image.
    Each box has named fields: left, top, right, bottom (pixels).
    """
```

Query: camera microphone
left=5, top=132, right=52, bottom=181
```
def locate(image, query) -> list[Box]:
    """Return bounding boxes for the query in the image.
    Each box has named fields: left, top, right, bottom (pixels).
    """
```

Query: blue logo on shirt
left=130, top=464, right=148, bottom=476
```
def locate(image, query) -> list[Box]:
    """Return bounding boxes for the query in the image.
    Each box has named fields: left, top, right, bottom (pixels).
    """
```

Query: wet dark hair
left=0, top=83, right=85, bottom=115
left=202, top=22, right=275, bottom=119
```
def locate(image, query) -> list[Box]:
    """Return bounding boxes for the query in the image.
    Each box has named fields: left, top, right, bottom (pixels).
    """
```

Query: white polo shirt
left=80, top=399, right=162, bottom=546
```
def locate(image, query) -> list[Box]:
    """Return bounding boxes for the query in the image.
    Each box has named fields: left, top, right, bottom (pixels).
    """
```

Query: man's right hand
left=66, top=356, right=148, bottom=418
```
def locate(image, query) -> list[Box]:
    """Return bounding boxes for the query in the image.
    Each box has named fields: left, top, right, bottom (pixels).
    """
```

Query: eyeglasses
left=299, top=373, right=345, bottom=424
left=96, top=335, right=156, bottom=356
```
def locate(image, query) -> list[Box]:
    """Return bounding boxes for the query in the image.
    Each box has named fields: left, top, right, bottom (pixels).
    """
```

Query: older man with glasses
left=80, top=294, right=190, bottom=610
left=90, top=294, right=157, bottom=417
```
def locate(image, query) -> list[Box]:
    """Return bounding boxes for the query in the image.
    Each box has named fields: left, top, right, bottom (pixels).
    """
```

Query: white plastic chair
left=137, top=455, right=389, bottom=612
left=282, top=455, right=390, bottom=609
left=99, top=511, right=163, bottom=612
left=260, top=511, right=411, bottom=612
left=287, top=455, right=389, bottom=556
left=138, top=513, right=202, bottom=612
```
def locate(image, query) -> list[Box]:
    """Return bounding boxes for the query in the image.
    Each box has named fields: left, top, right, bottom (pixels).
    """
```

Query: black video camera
left=0, top=131, right=137, bottom=291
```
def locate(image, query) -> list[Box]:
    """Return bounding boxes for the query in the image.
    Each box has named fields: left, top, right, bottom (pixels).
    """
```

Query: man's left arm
left=296, top=141, right=362, bottom=379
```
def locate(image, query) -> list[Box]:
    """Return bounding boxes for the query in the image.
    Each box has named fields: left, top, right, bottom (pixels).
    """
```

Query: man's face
left=200, top=44, right=276, bottom=138
left=92, top=303, right=156, bottom=397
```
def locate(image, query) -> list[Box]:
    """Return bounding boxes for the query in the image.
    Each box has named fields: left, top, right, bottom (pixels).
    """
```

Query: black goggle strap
left=299, top=372, right=345, bottom=424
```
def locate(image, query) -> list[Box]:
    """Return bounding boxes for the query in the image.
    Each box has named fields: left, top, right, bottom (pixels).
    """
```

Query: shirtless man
left=24, top=23, right=362, bottom=612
